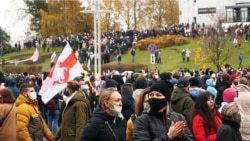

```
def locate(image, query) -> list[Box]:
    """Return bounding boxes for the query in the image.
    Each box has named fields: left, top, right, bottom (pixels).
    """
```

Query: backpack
left=46, top=99, right=56, bottom=110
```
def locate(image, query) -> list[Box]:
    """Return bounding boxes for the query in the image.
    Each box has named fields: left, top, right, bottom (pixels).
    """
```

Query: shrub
left=135, top=35, right=189, bottom=50
left=3, top=65, right=43, bottom=74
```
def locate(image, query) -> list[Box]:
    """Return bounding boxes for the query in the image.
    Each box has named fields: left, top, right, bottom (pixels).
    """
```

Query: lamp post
left=81, top=0, right=112, bottom=77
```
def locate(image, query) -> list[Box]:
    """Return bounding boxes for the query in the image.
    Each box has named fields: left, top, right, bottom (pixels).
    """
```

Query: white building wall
left=179, top=0, right=249, bottom=26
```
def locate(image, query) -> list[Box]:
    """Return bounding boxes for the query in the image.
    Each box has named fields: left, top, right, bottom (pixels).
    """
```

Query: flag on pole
left=30, top=48, right=39, bottom=62
left=50, top=51, right=56, bottom=62
left=39, top=43, right=83, bottom=103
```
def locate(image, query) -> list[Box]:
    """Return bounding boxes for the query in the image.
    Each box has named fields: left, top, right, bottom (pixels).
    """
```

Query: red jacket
left=192, top=111, right=222, bottom=141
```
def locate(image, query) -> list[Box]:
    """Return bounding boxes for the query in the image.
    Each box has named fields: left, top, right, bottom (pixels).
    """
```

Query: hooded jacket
left=80, top=105, right=126, bottom=141
left=16, top=94, right=54, bottom=141
left=206, top=79, right=218, bottom=99
left=5, top=76, right=19, bottom=98
left=236, top=84, right=250, bottom=92
left=171, top=88, right=194, bottom=128
left=56, top=91, right=91, bottom=141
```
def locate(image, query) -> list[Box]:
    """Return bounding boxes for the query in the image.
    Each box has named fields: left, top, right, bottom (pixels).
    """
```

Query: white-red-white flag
left=50, top=51, right=56, bottom=62
left=30, top=48, right=39, bottom=62
left=39, top=43, right=83, bottom=103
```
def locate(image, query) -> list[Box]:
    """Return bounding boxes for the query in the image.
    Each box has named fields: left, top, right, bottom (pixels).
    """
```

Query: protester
left=218, top=88, right=237, bottom=113
left=0, top=87, right=16, bottom=141
left=133, top=81, right=194, bottom=140
left=46, top=93, right=63, bottom=135
left=132, top=77, right=148, bottom=102
left=80, top=88, right=126, bottom=141
left=126, top=87, right=149, bottom=141
left=192, top=92, right=222, bottom=141
left=217, top=102, right=242, bottom=141
left=16, top=83, right=54, bottom=141
left=56, top=80, right=91, bottom=141
left=171, top=77, right=194, bottom=128
left=215, top=72, right=231, bottom=106
left=120, top=83, right=135, bottom=121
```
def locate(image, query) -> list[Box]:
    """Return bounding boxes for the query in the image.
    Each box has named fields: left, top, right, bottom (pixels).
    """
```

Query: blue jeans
left=47, top=110, right=60, bottom=135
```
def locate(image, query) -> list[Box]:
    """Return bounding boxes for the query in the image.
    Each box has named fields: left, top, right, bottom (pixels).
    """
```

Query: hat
left=221, top=102, right=241, bottom=124
left=159, top=72, right=171, bottom=80
left=149, top=81, right=173, bottom=102
left=242, top=68, right=248, bottom=75
left=184, top=72, right=191, bottom=79
left=230, top=73, right=237, bottom=82
left=177, top=78, right=190, bottom=88
left=223, top=88, right=237, bottom=103
left=105, top=79, right=118, bottom=88
left=189, top=77, right=200, bottom=87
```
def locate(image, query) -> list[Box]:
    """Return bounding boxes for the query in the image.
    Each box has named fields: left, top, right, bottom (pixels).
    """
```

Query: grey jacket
left=133, top=111, right=194, bottom=141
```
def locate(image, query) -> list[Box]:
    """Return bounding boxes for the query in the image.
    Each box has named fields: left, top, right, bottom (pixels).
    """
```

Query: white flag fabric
left=39, top=43, right=83, bottom=103
left=30, top=48, right=39, bottom=62
left=50, top=51, right=56, bottom=62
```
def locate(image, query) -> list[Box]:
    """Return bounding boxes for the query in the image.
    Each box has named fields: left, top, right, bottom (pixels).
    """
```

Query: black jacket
left=80, top=105, right=126, bottom=141
left=217, top=119, right=242, bottom=141
left=215, top=80, right=231, bottom=106
left=133, top=111, right=194, bottom=141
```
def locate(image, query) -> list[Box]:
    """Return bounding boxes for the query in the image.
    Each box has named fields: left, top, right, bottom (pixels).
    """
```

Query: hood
left=236, top=84, right=250, bottom=92
left=171, top=88, right=190, bottom=104
left=68, top=91, right=90, bottom=106
left=5, top=76, right=17, bottom=87
left=16, top=94, right=37, bottom=106
left=206, top=79, right=215, bottom=87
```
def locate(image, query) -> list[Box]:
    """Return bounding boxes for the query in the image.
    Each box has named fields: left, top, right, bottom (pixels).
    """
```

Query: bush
left=3, top=65, right=43, bottom=74
left=135, top=35, right=189, bottom=50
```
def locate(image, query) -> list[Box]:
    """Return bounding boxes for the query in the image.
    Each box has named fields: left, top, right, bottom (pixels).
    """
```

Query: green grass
left=0, top=38, right=250, bottom=73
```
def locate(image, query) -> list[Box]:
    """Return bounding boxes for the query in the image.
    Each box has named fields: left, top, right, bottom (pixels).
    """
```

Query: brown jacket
left=0, top=103, right=16, bottom=141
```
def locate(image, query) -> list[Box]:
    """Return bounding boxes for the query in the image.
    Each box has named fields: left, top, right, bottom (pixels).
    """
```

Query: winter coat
left=215, top=80, right=231, bottom=106
left=16, top=94, right=54, bottom=141
left=217, top=119, right=242, bottom=141
left=121, top=93, right=135, bottom=121
left=192, top=111, right=222, bottom=141
left=236, top=84, right=250, bottom=92
left=56, top=91, right=91, bottom=141
left=0, top=103, right=16, bottom=141
left=80, top=105, right=126, bottom=141
left=171, top=88, right=194, bottom=127
left=133, top=111, right=194, bottom=141
left=237, top=92, right=250, bottom=141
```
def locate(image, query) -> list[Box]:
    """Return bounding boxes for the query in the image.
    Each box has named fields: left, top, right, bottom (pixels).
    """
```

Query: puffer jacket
left=171, top=88, right=194, bottom=127
left=16, top=94, right=54, bottom=141
left=80, top=105, right=126, bottom=141
left=133, top=111, right=194, bottom=141
left=56, top=91, right=91, bottom=141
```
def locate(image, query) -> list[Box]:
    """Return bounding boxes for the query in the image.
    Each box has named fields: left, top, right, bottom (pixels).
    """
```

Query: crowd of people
left=0, top=62, right=249, bottom=141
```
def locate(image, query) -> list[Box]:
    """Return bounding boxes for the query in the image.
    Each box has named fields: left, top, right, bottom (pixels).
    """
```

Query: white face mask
left=154, top=75, right=159, bottom=79
left=110, top=104, right=122, bottom=116
left=63, top=95, right=69, bottom=101
left=29, top=92, right=37, bottom=100
left=81, top=85, right=89, bottom=91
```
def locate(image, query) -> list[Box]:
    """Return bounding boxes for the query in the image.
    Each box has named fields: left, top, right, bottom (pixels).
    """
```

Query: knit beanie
left=223, top=88, right=237, bottom=103
left=221, top=102, right=241, bottom=124
left=149, top=80, right=173, bottom=102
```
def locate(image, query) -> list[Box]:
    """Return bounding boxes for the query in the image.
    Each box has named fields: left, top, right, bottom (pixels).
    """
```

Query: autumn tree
left=39, top=0, right=94, bottom=38
left=195, top=27, right=234, bottom=71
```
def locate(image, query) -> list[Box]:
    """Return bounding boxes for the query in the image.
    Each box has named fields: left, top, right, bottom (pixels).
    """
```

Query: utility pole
left=81, top=0, right=111, bottom=77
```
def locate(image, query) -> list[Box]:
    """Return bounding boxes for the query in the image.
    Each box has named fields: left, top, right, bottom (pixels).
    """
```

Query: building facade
left=179, top=0, right=250, bottom=26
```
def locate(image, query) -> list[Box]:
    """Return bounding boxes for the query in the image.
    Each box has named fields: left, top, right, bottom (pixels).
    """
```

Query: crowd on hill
left=0, top=62, right=249, bottom=140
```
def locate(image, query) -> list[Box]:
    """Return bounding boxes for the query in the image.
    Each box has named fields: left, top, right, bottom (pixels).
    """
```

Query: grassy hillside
left=0, top=38, right=250, bottom=73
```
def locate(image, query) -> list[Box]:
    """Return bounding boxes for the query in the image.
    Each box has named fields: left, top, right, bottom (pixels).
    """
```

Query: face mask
left=110, top=104, right=122, bottom=116
left=63, top=95, right=69, bottom=101
left=148, top=98, right=167, bottom=112
left=29, top=92, right=37, bottom=100
left=154, top=75, right=159, bottom=79
left=81, top=85, right=89, bottom=91
left=212, top=81, right=216, bottom=86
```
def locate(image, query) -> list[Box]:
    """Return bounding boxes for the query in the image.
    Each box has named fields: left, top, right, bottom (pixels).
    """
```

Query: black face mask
left=148, top=98, right=167, bottom=112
